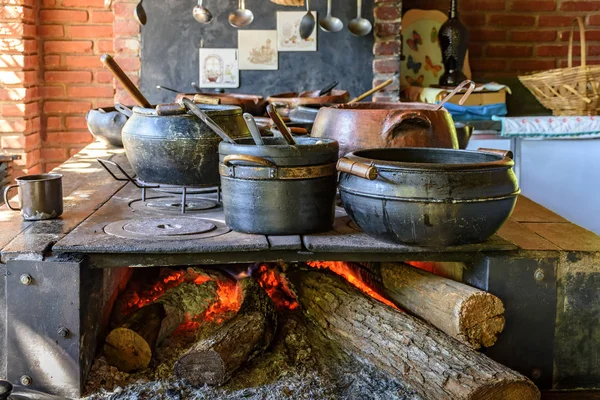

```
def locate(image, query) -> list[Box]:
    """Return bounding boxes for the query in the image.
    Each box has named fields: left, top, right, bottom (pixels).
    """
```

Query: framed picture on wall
left=238, top=30, right=278, bottom=70
left=198, top=48, right=240, bottom=88
left=277, top=11, right=317, bottom=52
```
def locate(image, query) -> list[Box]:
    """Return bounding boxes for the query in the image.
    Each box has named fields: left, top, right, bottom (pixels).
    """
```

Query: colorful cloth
left=492, top=115, right=600, bottom=138
left=445, top=103, right=507, bottom=122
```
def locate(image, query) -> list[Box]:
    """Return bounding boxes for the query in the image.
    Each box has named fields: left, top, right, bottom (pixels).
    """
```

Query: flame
left=203, top=280, right=242, bottom=323
left=123, top=270, right=186, bottom=314
left=256, top=264, right=299, bottom=310
left=306, top=261, right=398, bottom=309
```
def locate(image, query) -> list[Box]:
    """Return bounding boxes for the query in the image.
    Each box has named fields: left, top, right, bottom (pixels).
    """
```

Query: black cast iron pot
left=86, top=106, right=128, bottom=147
left=337, top=147, right=520, bottom=247
left=218, top=137, right=339, bottom=235
left=122, top=104, right=249, bottom=187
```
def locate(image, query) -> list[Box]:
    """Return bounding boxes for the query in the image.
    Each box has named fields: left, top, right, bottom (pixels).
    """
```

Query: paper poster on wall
left=277, top=11, right=317, bottom=52
left=198, top=48, right=239, bottom=88
left=238, top=30, right=278, bottom=70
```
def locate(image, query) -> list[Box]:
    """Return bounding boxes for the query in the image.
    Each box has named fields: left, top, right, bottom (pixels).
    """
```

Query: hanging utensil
left=134, top=0, right=147, bottom=26
left=191, top=82, right=202, bottom=93
left=243, top=113, right=264, bottom=145
left=349, top=73, right=398, bottom=103
left=229, top=0, right=254, bottom=28
left=100, top=54, right=151, bottom=108
left=299, top=0, right=316, bottom=40
left=434, top=80, right=476, bottom=110
left=180, top=97, right=237, bottom=144
left=267, top=104, right=296, bottom=145
left=193, top=0, right=213, bottom=24
left=156, top=85, right=181, bottom=94
left=318, top=81, right=339, bottom=96
left=319, top=0, right=343, bottom=33
left=348, top=0, right=371, bottom=37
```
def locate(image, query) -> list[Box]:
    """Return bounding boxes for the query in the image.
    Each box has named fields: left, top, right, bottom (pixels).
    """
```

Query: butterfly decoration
left=407, top=30, right=422, bottom=52
left=406, top=75, right=424, bottom=87
left=407, top=55, right=422, bottom=74
left=424, top=55, right=442, bottom=78
left=431, top=27, right=438, bottom=43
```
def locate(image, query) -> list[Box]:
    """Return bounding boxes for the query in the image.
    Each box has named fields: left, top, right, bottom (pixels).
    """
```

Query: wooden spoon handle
left=349, top=78, right=393, bottom=103
left=101, top=54, right=151, bottom=108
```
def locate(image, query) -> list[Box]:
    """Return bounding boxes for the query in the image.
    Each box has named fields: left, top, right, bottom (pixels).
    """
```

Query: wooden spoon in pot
left=101, top=54, right=151, bottom=108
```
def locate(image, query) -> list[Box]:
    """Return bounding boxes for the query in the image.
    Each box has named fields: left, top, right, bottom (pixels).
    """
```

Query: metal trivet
left=130, top=196, right=218, bottom=215
left=104, top=216, right=230, bottom=241
left=97, top=158, right=222, bottom=213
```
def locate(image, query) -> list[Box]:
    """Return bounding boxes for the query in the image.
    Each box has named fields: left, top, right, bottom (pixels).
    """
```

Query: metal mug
left=3, top=174, right=63, bottom=220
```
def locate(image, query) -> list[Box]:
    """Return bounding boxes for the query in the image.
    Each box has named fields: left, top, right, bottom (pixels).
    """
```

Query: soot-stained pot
left=218, top=137, right=339, bottom=235
left=122, top=104, right=249, bottom=187
left=311, top=102, right=460, bottom=158
left=337, top=147, right=520, bottom=247
left=175, top=92, right=267, bottom=116
left=86, top=106, right=128, bottom=147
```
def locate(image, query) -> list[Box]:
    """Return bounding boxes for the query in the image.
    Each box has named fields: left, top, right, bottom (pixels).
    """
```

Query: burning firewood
left=104, top=269, right=232, bottom=372
left=377, top=261, right=505, bottom=348
left=174, top=277, right=278, bottom=387
left=290, top=268, right=540, bottom=400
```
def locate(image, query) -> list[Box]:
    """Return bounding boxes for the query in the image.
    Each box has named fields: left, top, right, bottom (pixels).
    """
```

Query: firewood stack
left=99, top=262, right=540, bottom=400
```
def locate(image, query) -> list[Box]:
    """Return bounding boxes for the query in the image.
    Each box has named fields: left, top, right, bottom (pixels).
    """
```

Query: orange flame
left=306, top=261, right=398, bottom=309
left=256, top=264, right=299, bottom=310
left=124, top=270, right=186, bottom=314
left=203, top=280, right=242, bottom=323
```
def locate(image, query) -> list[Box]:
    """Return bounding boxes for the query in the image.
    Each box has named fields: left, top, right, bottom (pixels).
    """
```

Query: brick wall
left=373, top=0, right=402, bottom=102
left=0, top=0, right=141, bottom=180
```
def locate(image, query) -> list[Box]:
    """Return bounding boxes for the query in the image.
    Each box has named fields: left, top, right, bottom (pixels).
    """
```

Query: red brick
left=24, top=149, right=41, bottom=168
left=44, top=71, right=92, bottom=83
left=91, top=10, right=113, bottom=23
left=589, top=15, right=600, bottom=25
left=113, top=55, right=139, bottom=71
left=61, top=0, right=104, bottom=7
left=65, top=116, right=87, bottom=129
left=1, top=136, right=26, bottom=149
left=69, top=25, right=113, bottom=38
left=46, top=116, right=62, bottom=130
left=114, top=20, right=140, bottom=35
left=469, top=28, right=506, bottom=42
left=41, top=147, right=67, bottom=161
left=0, top=88, right=26, bottom=101
left=43, top=101, right=92, bottom=113
left=0, top=119, right=26, bottom=133
left=42, top=0, right=55, bottom=5
left=560, top=30, right=600, bottom=41
left=510, top=59, right=557, bottom=71
left=2, top=102, right=37, bottom=117
left=374, top=22, right=400, bottom=37
left=69, top=147, right=84, bottom=157
left=487, top=45, right=533, bottom=57
left=114, top=89, right=134, bottom=105
left=536, top=45, right=580, bottom=57
left=488, top=14, right=535, bottom=26
left=39, top=10, right=88, bottom=22
left=511, top=30, right=557, bottom=42
left=560, top=1, right=600, bottom=11
left=44, top=162, right=63, bottom=172
left=588, top=45, right=600, bottom=55
left=44, top=40, right=92, bottom=53
left=27, top=164, right=43, bottom=174
left=461, top=14, right=487, bottom=26
left=39, top=85, right=65, bottom=97
left=539, top=16, right=577, bottom=27
left=468, top=43, right=484, bottom=57
left=97, top=39, right=113, bottom=52
left=44, top=54, right=61, bottom=67
left=373, top=5, right=400, bottom=21
left=67, top=86, right=114, bottom=98
left=511, top=0, right=556, bottom=11
left=373, top=58, right=399, bottom=74
left=95, top=70, right=113, bottom=83
left=373, top=40, right=399, bottom=56
left=25, top=133, right=41, bottom=149
left=461, top=0, right=505, bottom=10
left=469, top=58, right=507, bottom=71
left=46, top=131, right=93, bottom=144
left=114, top=38, right=139, bottom=53
left=64, top=55, right=102, bottom=68
left=113, top=2, right=136, bottom=18
left=37, top=25, right=64, bottom=37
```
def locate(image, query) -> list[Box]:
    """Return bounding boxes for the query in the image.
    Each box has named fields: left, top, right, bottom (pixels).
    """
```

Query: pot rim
left=131, top=104, right=242, bottom=117
left=344, top=147, right=514, bottom=171
left=326, top=102, right=449, bottom=112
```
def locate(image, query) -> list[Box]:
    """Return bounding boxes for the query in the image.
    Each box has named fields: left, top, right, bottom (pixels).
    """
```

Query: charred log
left=291, top=268, right=540, bottom=400
left=174, top=277, right=278, bottom=387
left=376, top=262, right=505, bottom=348
left=104, top=274, right=221, bottom=372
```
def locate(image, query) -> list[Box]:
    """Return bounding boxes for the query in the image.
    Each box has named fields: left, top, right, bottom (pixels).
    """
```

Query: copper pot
left=175, top=92, right=267, bottom=116
left=311, top=102, right=459, bottom=157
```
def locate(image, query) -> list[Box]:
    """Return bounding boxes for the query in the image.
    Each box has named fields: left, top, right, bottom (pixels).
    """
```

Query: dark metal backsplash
left=140, top=0, right=375, bottom=104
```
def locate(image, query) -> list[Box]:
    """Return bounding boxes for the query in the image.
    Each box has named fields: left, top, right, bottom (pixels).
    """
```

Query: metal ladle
left=299, top=0, right=316, bottom=40
left=348, top=0, right=371, bottom=37
left=180, top=97, right=237, bottom=144
left=134, top=0, right=146, bottom=26
left=319, top=0, right=343, bottom=33
left=229, top=0, right=254, bottom=28
left=193, top=0, right=213, bottom=24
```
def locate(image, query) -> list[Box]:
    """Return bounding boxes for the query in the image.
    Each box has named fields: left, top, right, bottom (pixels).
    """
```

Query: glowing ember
left=203, top=280, right=242, bottom=323
left=256, top=264, right=298, bottom=310
left=124, top=269, right=186, bottom=314
left=306, top=261, right=398, bottom=309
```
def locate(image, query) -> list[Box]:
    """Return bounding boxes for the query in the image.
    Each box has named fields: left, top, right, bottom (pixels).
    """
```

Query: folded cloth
left=444, top=102, right=507, bottom=122
left=492, top=115, right=600, bottom=138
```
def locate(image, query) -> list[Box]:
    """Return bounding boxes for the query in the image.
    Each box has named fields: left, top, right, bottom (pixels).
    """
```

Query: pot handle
left=477, top=148, right=514, bottom=160
left=337, top=158, right=378, bottom=180
left=114, top=102, right=133, bottom=117
left=193, top=94, right=221, bottom=105
left=381, top=110, right=432, bottom=141
left=223, top=154, right=276, bottom=168
left=156, top=103, right=185, bottom=116
left=3, top=184, right=20, bottom=211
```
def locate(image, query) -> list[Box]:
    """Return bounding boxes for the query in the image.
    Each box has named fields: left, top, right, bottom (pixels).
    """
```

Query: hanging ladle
left=319, top=0, right=343, bottom=33
left=134, top=0, right=147, bottom=26
left=180, top=97, right=237, bottom=144
left=299, top=0, right=316, bottom=40
left=193, top=0, right=213, bottom=24
left=348, top=0, right=371, bottom=36
left=229, top=0, right=254, bottom=28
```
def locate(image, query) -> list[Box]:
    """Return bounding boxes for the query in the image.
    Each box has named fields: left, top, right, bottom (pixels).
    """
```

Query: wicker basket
left=519, top=17, right=600, bottom=116
left=269, top=0, right=304, bottom=5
